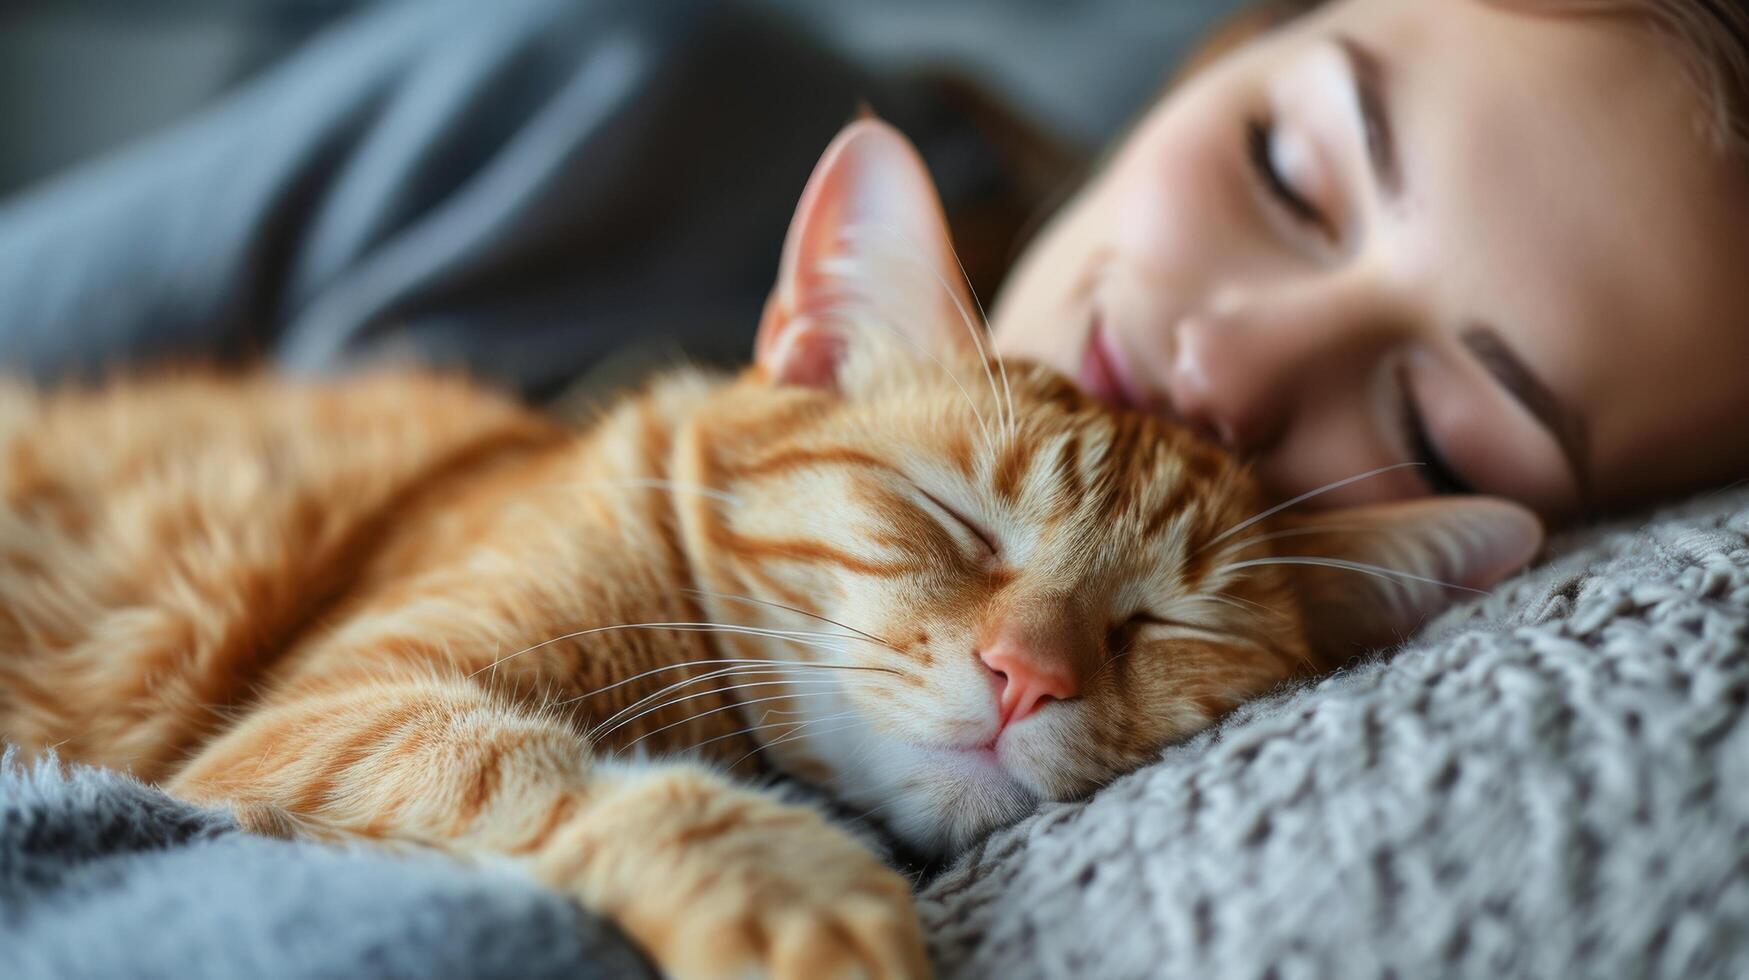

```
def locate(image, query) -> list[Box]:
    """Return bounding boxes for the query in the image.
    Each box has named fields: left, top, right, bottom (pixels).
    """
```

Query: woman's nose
left=1164, top=282, right=1403, bottom=453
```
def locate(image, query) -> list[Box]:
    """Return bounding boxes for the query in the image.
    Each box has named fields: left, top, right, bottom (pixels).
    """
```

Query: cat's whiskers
left=1212, top=522, right=1375, bottom=560
left=591, top=679, right=856, bottom=744
left=1191, top=593, right=1287, bottom=655
left=1202, top=480, right=1490, bottom=614
left=575, top=664, right=795, bottom=733
left=726, top=715, right=871, bottom=771
left=470, top=621, right=897, bottom=677
left=579, top=663, right=867, bottom=740
left=827, top=307, right=993, bottom=445
left=935, top=217, right=1017, bottom=444
left=573, top=660, right=883, bottom=707
left=1201, top=462, right=1425, bottom=553
left=562, top=656, right=895, bottom=705
left=1199, top=591, right=1271, bottom=616
left=604, top=691, right=851, bottom=760
left=624, top=622, right=903, bottom=663
left=848, top=224, right=1012, bottom=445
left=1218, top=555, right=1487, bottom=596
left=1087, top=639, right=1138, bottom=688
left=669, top=717, right=813, bottom=758
left=681, top=588, right=898, bottom=650
left=665, top=708, right=862, bottom=758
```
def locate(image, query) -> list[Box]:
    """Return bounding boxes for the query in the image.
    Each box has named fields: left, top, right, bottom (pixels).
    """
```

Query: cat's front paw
left=646, top=859, right=926, bottom=980
left=555, top=765, right=928, bottom=980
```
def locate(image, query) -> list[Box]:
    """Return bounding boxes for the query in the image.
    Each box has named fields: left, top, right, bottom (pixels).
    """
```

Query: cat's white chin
left=839, top=737, right=1042, bottom=856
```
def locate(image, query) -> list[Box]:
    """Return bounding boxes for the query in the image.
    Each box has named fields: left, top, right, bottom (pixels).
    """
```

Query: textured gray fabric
left=0, top=749, right=656, bottom=980
left=5, top=493, right=1748, bottom=978
left=921, top=487, right=1749, bottom=978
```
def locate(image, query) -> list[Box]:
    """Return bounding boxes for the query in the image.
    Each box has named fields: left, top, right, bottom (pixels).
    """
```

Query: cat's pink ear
left=1270, top=497, right=1543, bottom=662
left=755, top=118, right=976, bottom=388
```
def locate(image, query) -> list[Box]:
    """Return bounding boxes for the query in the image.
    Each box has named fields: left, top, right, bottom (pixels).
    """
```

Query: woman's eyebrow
left=1335, top=34, right=1402, bottom=199
left=1462, top=325, right=1592, bottom=489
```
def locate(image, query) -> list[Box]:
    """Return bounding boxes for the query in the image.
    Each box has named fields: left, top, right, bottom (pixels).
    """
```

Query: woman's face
left=992, top=0, right=1749, bottom=518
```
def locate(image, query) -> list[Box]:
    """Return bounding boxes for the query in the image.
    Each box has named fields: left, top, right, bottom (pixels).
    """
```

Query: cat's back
left=0, top=371, right=567, bottom=778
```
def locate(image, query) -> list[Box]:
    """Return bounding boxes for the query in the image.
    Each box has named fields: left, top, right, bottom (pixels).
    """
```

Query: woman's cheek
left=989, top=202, right=1101, bottom=373
left=1107, top=109, right=1251, bottom=280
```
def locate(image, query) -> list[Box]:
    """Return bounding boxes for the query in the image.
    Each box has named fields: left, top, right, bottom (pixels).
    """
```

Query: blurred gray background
left=0, top=0, right=1248, bottom=199
left=0, top=0, right=1255, bottom=399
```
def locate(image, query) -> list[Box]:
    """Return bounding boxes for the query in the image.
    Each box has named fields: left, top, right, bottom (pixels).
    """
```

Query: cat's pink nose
left=980, top=643, right=1079, bottom=727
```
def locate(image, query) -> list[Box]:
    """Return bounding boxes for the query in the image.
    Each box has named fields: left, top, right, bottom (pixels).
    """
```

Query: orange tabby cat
left=0, top=121, right=1539, bottom=979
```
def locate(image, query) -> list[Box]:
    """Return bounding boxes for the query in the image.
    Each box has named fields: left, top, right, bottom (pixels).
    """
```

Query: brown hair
left=1252, top=0, right=1749, bottom=156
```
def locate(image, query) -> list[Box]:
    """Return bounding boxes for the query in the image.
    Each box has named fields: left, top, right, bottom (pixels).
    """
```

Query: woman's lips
left=1079, top=311, right=1153, bottom=413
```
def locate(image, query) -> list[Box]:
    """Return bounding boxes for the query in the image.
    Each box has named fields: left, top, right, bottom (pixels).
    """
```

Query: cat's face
left=691, top=121, right=1540, bottom=855
left=698, top=359, right=1305, bottom=852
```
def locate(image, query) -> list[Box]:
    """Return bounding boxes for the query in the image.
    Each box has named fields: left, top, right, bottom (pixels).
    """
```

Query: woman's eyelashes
left=1245, top=115, right=1337, bottom=245
left=1395, top=365, right=1474, bottom=496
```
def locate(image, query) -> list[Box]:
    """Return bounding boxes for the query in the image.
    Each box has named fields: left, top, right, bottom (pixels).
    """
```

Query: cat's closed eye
left=917, top=487, right=998, bottom=558
left=1111, top=611, right=1219, bottom=649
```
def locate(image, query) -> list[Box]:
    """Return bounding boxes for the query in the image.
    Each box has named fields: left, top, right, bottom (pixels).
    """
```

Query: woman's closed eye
left=1245, top=115, right=1338, bottom=244
left=1396, top=363, right=1474, bottom=496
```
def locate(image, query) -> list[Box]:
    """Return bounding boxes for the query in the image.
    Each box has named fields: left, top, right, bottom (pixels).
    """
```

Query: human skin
left=991, top=0, right=1749, bottom=522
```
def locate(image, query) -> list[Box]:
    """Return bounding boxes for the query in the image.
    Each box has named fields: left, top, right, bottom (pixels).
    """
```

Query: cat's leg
left=168, top=675, right=929, bottom=980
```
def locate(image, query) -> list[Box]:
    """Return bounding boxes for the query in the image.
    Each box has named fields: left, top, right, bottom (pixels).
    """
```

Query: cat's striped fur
left=0, top=360, right=1272, bottom=976
left=0, top=121, right=1537, bottom=979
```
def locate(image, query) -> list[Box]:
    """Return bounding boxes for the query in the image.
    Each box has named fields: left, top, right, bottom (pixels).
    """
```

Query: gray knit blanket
left=6, top=488, right=1748, bottom=977
left=921, top=486, right=1749, bottom=978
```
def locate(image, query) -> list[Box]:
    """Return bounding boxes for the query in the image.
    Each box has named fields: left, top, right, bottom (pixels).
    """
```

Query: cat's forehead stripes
left=991, top=438, right=1032, bottom=503
left=713, top=419, right=1245, bottom=632
left=689, top=361, right=1270, bottom=660
left=738, top=444, right=899, bottom=482
left=975, top=406, right=1242, bottom=550
left=708, top=521, right=917, bottom=580
left=1051, top=433, right=1085, bottom=501
left=709, top=357, right=1238, bottom=527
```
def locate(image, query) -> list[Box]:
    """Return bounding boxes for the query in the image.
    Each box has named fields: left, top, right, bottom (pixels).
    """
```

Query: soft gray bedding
left=922, top=486, right=1749, bottom=978
left=7, top=487, right=1747, bottom=978
left=0, top=748, right=656, bottom=980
